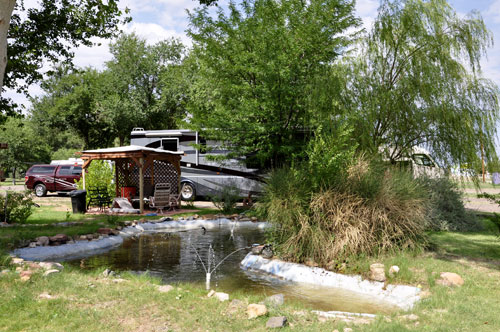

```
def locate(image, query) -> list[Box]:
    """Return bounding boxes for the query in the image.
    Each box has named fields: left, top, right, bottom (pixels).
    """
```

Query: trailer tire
left=181, top=182, right=195, bottom=201
left=34, top=183, right=47, bottom=197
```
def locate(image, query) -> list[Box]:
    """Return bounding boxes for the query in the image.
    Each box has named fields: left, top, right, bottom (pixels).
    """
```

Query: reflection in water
left=69, top=227, right=397, bottom=314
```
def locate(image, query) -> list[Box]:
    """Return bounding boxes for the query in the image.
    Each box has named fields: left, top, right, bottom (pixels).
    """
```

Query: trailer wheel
left=34, top=183, right=47, bottom=197
left=181, top=182, right=195, bottom=201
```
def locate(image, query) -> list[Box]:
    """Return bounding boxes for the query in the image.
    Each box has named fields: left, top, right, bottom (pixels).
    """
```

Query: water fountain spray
left=191, top=244, right=250, bottom=290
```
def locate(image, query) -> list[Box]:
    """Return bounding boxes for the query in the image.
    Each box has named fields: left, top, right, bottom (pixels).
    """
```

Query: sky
left=5, top=0, right=500, bottom=111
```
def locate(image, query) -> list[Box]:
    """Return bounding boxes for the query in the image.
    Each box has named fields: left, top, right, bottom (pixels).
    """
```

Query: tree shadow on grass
left=426, top=231, right=500, bottom=271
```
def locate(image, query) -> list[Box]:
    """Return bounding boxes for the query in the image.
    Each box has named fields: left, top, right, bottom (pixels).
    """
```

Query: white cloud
left=486, top=0, right=500, bottom=23
left=123, top=22, right=192, bottom=47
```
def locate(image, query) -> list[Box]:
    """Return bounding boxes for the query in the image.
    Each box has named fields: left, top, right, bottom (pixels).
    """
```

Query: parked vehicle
left=25, top=164, right=82, bottom=197
left=130, top=128, right=263, bottom=201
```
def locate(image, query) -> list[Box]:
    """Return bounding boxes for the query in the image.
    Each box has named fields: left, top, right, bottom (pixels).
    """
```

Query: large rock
left=19, top=270, right=33, bottom=282
left=369, top=263, right=386, bottom=282
left=266, top=316, right=287, bottom=328
left=436, top=272, right=464, bottom=287
left=247, top=303, right=267, bottom=319
left=35, top=236, right=49, bottom=246
left=49, top=234, right=69, bottom=245
left=389, top=265, right=400, bottom=277
left=251, top=245, right=265, bottom=255
left=214, top=292, right=229, bottom=302
left=97, top=228, right=113, bottom=235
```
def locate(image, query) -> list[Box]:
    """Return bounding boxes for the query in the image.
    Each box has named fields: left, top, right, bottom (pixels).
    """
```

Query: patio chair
left=87, top=186, right=112, bottom=211
left=168, top=191, right=182, bottom=211
left=149, top=183, right=171, bottom=213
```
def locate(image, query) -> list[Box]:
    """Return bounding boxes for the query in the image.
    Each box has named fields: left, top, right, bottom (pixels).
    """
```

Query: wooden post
left=82, top=167, right=86, bottom=190
left=139, top=157, right=144, bottom=214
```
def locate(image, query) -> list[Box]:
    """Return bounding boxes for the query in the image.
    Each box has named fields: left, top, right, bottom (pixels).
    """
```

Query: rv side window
left=161, top=139, right=178, bottom=151
left=412, top=154, right=434, bottom=167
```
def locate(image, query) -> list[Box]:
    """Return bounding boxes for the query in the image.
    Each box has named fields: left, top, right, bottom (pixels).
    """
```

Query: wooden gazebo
left=80, top=145, right=184, bottom=214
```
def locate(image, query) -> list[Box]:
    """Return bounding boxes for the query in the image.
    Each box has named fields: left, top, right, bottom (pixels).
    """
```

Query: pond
left=68, top=226, right=398, bottom=314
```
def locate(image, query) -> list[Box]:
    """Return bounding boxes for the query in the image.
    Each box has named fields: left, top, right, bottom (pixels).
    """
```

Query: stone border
left=240, top=253, right=421, bottom=310
left=12, top=218, right=270, bottom=262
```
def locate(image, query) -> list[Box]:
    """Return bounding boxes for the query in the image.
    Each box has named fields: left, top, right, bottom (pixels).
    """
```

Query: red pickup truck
left=25, top=164, right=82, bottom=197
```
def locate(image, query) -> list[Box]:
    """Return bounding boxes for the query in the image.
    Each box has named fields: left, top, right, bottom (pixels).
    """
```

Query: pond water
left=68, top=226, right=398, bottom=314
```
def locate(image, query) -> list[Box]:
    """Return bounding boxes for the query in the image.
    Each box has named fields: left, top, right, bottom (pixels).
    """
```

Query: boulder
left=265, top=294, right=284, bottom=306
left=266, top=316, right=287, bottom=328
left=49, top=234, right=69, bottom=245
left=436, top=272, right=464, bottom=287
left=251, top=245, right=265, bottom=255
left=214, top=292, right=229, bottom=302
left=11, top=257, right=24, bottom=265
left=39, top=262, right=64, bottom=271
left=389, top=265, right=400, bottom=277
left=158, top=285, right=174, bottom=293
left=35, top=236, right=50, bottom=246
left=97, top=228, right=113, bottom=235
left=247, top=304, right=267, bottom=319
left=29, top=242, right=37, bottom=248
left=251, top=217, right=258, bottom=222
left=207, top=290, right=216, bottom=298
left=369, top=263, right=386, bottom=282
left=102, top=269, right=115, bottom=277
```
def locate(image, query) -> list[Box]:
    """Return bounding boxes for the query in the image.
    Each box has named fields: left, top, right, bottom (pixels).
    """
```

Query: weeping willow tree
left=342, top=0, right=499, bottom=168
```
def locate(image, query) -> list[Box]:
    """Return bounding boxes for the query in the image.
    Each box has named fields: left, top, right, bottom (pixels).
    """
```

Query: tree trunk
left=0, top=0, right=16, bottom=93
left=11, top=166, right=15, bottom=185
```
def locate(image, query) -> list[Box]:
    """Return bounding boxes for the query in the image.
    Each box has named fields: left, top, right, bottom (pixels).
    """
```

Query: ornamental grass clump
left=263, top=127, right=430, bottom=269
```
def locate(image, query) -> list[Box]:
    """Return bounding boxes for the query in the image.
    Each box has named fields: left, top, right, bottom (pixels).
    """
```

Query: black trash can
left=69, top=190, right=87, bottom=213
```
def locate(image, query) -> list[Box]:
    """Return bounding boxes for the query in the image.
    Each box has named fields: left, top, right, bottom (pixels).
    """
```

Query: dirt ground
left=3, top=183, right=500, bottom=214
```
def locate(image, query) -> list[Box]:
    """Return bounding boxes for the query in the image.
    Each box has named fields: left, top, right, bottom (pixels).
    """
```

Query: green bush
left=0, top=191, right=35, bottom=224
left=210, top=184, right=240, bottom=214
left=76, top=160, right=115, bottom=205
left=420, top=176, right=479, bottom=231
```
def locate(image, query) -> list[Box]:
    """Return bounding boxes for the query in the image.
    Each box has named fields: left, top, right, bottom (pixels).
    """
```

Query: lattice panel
left=115, top=159, right=179, bottom=196
left=153, top=160, right=179, bottom=194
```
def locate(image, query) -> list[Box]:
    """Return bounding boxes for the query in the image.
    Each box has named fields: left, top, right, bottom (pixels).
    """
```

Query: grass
left=0, top=178, right=24, bottom=186
left=1, top=228, right=500, bottom=331
left=0, top=195, right=220, bottom=252
left=2, top=198, right=500, bottom=331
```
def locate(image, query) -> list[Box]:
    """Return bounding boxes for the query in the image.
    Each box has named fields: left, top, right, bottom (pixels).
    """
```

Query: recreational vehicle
left=130, top=128, right=263, bottom=200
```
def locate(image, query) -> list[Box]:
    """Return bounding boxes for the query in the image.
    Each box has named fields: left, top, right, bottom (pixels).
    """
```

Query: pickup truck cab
left=25, top=164, right=82, bottom=197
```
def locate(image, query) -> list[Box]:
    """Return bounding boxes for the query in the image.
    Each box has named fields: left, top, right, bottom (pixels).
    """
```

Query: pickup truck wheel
left=181, top=183, right=195, bottom=201
left=34, top=183, right=47, bottom=197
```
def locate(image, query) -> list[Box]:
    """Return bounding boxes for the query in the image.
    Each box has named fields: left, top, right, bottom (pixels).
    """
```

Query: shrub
left=210, top=184, right=240, bottom=214
left=420, top=176, right=479, bottom=231
left=264, top=157, right=429, bottom=267
left=0, top=191, right=35, bottom=224
left=76, top=160, right=115, bottom=205
left=262, top=126, right=429, bottom=269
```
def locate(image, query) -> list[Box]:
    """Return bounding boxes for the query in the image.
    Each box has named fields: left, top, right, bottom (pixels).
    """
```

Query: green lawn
left=1, top=211, right=500, bottom=331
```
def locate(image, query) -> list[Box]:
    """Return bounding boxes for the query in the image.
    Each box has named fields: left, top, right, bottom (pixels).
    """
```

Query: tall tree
left=187, top=0, right=359, bottom=167
left=0, top=117, right=51, bottom=179
left=30, top=66, right=114, bottom=149
left=0, top=0, right=130, bottom=119
left=342, top=0, right=499, bottom=167
left=103, top=33, right=186, bottom=144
